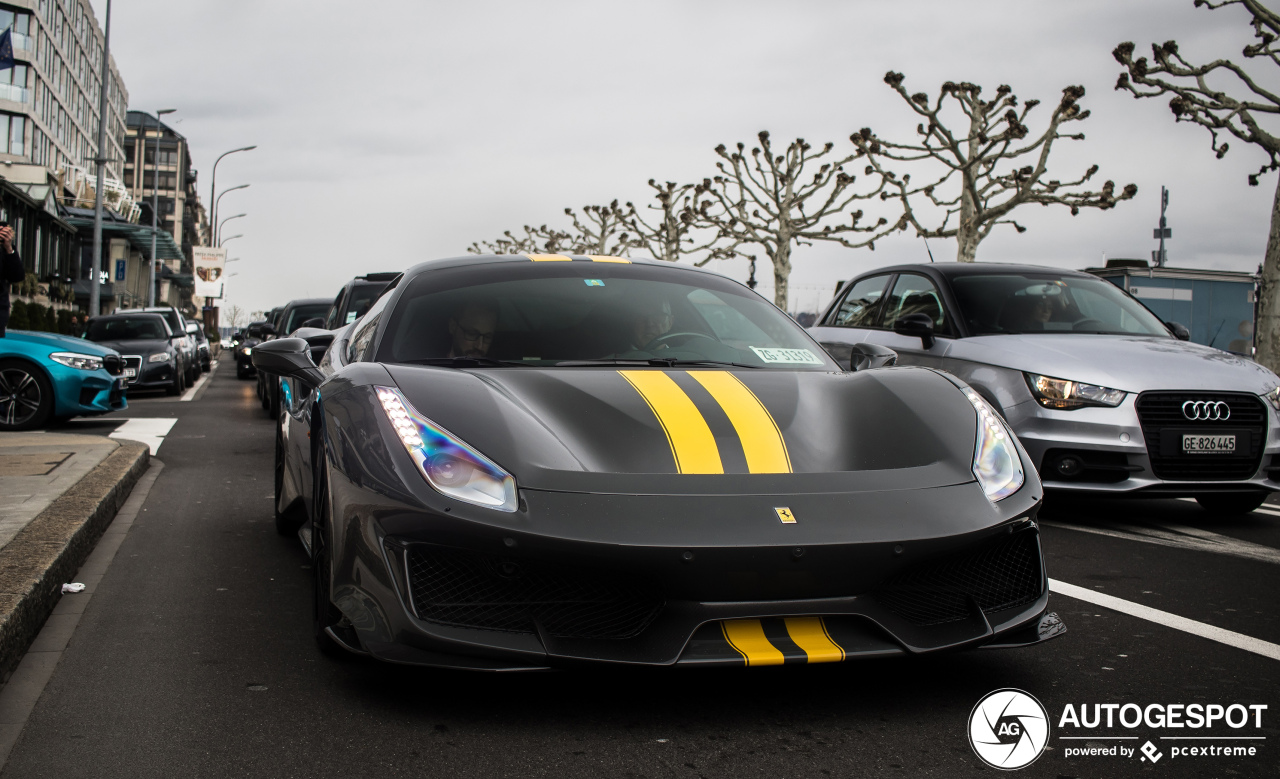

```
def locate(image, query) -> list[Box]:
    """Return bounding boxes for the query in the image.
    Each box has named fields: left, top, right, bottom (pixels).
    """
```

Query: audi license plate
left=124, top=368, right=136, bottom=377
left=1182, top=434, right=1235, bottom=454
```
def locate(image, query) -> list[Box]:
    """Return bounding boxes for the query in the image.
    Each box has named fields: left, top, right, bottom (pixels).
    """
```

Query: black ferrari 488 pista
left=255, top=254, right=1063, bottom=670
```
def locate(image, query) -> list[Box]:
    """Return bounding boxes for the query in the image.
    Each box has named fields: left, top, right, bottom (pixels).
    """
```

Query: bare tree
left=622, top=180, right=740, bottom=266
left=225, top=304, right=247, bottom=330
left=1115, top=0, right=1280, bottom=370
left=853, top=73, right=1137, bottom=263
left=468, top=201, right=635, bottom=257
left=699, top=131, right=895, bottom=308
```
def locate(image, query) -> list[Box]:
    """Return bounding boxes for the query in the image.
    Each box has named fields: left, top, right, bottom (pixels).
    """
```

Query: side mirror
left=251, top=338, right=324, bottom=389
left=294, top=327, right=335, bottom=364
left=260, top=323, right=277, bottom=337
left=1165, top=321, right=1191, bottom=341
left=299, top=317, right=325, bottom=330
left=849, top=342, right=898, bottom=371
left=185, top=322, right=199, bottom=334
left=893, top=313, right=936, bottom=349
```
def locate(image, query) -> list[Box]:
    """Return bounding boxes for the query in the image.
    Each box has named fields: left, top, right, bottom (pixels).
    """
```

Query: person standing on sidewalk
left=0, top=224, right=24, bottom=338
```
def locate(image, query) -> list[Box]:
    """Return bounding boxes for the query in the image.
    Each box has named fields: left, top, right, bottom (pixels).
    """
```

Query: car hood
left=2, top=329, right=118, bottom=357
left=383, top=365, right=982, bottom=493
left=91, top=338, right=168, bottom=355
left=955, top=334, right=1279, bottom=394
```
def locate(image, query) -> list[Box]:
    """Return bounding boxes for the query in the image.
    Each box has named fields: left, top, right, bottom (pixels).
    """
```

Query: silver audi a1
left=808, top=263, right=1280, bottom=514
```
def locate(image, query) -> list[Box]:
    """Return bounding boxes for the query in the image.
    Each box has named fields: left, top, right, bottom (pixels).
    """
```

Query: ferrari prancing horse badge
left=775, top=507, right=796, bottom=524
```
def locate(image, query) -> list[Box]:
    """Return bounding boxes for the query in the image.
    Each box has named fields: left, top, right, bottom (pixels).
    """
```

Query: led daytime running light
left=964, top=389, right=1024, bottom=502
left=375, top=386, right=517, bottom=512
left=49, top=352, right=103, bottom=371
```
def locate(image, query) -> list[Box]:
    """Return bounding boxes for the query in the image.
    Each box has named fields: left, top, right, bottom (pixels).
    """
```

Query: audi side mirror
left=849, top=342, right=898, bottom=371
left=1165, top=321, right=1190, bottom=341
left=260, top=323, right=277, bottom=337
left=251, top=338, right=324, bottom=389
left=893, top=313, right=936, bottom=349
left=299, top=317, right=325, bottom=330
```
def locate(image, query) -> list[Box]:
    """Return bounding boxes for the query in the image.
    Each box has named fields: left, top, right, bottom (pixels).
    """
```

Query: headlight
left=964, top=389, right=1024, bottom=501
left=147, top=352, right=171, bottom=363
left=49, top=352, right=103, bottom=371
left=1264, top=386, right=1280, bottom=413
left=1025, top=373, right=1126, bottom=410
left=242, top=346, right=252, bottom=355
left=374, top=386, right=517, bottom=512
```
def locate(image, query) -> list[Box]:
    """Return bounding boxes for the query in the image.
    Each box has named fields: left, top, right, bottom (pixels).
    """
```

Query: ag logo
left=968, top=689, right=1050, bottom=770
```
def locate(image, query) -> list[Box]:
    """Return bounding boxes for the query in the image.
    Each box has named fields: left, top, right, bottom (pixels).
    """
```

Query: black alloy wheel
left=311, top=454, right=347, bottom=657
left=267, top=378, right=281, bottom=419
left=166, top=362, right=184, bottom=396
left=0, top=360, right=53, bottom=431
left=1196, top=492, right=1269, bottom=516
left=274, top=420, right=304, bottom=536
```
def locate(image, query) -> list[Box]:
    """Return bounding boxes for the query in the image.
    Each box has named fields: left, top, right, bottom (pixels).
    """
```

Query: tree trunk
left=772, top=241, right=791, bottom=310
left=1256, top=174, right=1280, bottom=374
left=956, top=225, right=980, bottom=263
left=955, top=116, right=981, bottom=263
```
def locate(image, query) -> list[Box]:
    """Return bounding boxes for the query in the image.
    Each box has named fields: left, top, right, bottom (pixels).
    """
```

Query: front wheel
left=0, top=360, right=54, bottom=431
left=1196, top=492, right=1269, bottom=516
left=166, top=368, right=183, bottom=396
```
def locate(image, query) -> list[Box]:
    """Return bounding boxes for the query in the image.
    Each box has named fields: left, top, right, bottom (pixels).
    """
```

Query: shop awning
left=62, top=217, right=185, bottom=261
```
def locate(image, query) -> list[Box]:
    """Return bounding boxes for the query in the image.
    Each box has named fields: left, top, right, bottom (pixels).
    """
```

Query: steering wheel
left=1072, top=319, right=1108, bottom=332
left=647, top=331, right=719, bottom=350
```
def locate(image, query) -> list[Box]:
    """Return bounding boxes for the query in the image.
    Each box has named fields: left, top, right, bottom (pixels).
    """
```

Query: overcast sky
left=96, top=0, right=1278, bottom=317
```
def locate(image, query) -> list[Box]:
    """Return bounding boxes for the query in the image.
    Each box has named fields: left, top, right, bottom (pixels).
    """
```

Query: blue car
left=0, top=329, right=128, bottom=431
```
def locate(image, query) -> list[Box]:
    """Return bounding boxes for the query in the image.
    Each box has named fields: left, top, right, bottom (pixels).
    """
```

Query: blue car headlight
left=964, top=389, right=1024, bottom=501
left=49, top=352, right=104, bottom=371
left=375, top=386, right=517, bottom=512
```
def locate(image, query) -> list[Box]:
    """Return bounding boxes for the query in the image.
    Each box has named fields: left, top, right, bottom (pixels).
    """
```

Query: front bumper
left=1006, top=392, right=1280, bottom=495
left=323, top=470, right=1059, bottom=669
left=51, top=366, right=127, bottom=417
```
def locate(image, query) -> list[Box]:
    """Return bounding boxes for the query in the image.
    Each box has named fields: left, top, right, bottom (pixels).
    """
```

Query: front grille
left=870, top=529, right=1042, bottom=626
left=404, top=545, right=665, bottom=640
left=1136, top=392, right=1266, bottom=481
left=102, top=354, right=122, bottom=376
left=122, top=355, right=142, bottom=384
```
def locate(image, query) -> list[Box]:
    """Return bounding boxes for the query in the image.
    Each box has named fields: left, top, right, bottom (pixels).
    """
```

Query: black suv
left=257, top=297, right=332, bottom=418
left=233, top=320, right=274, bottom=379
left=323, top=272, right=399, bottom=331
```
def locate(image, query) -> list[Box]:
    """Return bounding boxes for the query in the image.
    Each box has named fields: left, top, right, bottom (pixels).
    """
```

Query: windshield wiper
left=402, top=357, right=528, bottom=368
left=552, top=358, right=761, bottom=369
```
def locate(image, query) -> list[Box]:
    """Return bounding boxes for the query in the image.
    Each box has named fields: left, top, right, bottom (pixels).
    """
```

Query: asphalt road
left=2, top=365, right=1277, bottom=778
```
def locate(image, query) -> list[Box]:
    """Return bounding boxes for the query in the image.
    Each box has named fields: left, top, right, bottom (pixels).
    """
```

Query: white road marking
left=1040, top=519, right=1280, bottom=566
left=1254, top=504, right=1280, bottom=517
left=109, top=418, right=177, bottom=455
left=179, top=360, right=217, bottom=402
left=1049, top=578, right=1280, bottom=662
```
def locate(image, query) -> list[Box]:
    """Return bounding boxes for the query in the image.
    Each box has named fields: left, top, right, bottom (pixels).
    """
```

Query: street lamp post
left=146, top=109, right=176, bottom=307
left=89, top=0, right=113, bottom=317
left=209, top=146, right=256, bottom=242
left=213, top=183, right=249, bottom=229
left=220, top=234, right=244, bottom=248
left=216, top=213, right=246, bottom=246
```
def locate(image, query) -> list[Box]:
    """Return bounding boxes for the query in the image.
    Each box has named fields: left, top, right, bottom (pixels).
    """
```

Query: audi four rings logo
left=1182, top=400, right=1231, bottom=421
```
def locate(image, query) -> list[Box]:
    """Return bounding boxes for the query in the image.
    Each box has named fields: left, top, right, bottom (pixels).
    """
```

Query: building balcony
left=0, top=84, right=28, bottom=104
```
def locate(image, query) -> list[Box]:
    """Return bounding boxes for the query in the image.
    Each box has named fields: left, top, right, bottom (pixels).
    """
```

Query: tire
left=236, top=361, right=251, bottom=380
left=0, top=360, right=54, bottom=431
left=267, top=379, right=280, bottom=419
left=311, top=457, right=347, bottom=657
left=1196, top=492, right=1269, bottom=516
left=165, top=368, right=183, bottom=396
left=274, top=420, right=304, bottom=536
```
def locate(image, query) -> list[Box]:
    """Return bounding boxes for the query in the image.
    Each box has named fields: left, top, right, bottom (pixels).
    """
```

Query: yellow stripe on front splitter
left=618, top=371, right=723, bottom=474
left=722, top=619, right=785, bottom=666
left=525, top=253, right=573, bottom=262
left=784, top=617, right=846, bottom=663
left=687, top=371, right=791, bottom=474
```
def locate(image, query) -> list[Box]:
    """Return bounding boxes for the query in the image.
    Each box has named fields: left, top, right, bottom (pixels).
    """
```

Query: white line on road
left=109, top=418, right=177, bottom=455
left=1254, top=504, right=1280, bottom=517
left=1040, top=519, right=1280, bottom=565
left=179, top=360, right=217, bottom=402
left=1049, top=578, right=1280, bottom=662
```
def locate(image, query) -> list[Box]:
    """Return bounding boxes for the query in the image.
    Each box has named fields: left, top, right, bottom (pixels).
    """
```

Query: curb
left=0, top=442, right=150, bottom=683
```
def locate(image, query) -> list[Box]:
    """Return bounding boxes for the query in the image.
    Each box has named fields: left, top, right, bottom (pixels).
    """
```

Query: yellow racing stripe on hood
left=587, top=255, right=631, bottom=263
left=784, top=617, right=845, bottom=663
left=525, top=253, right=573, bottom=262
left=721, top=619, right=785, bottom=666
left=619, top=371, right=723, bottom=474
left=687, top=371, right=792, bottom=473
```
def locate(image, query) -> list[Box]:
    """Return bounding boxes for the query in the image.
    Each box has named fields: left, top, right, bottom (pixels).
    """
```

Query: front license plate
left=124, top=368, right=136, bottom=377
left=1182, top=434, right=1235, bottom=454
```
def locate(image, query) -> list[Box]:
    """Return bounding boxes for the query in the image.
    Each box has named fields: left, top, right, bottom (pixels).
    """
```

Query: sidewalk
left=0, top=431, right=149, bottom=682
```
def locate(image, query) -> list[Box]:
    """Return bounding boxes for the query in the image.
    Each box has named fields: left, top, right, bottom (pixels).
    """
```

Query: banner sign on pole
left=192, top=247, right=227, bottom=298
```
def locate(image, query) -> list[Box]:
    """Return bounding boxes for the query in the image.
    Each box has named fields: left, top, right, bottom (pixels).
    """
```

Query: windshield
left=342, top=283, right=389, bottom=325
left=87, top=317, right=168, bottom=341
left=378, top=262, right=837, bottom=370
left=951, top=273, right=1170, bottom=336
left=284, top=304, right=331, bottom=334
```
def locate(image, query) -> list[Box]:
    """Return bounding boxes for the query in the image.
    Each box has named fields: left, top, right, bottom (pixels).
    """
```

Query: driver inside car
left=447, top=301, right=499, bottom=358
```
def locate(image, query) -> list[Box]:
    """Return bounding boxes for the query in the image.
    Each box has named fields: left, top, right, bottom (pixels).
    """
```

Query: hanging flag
left=0, top=29, right=12, bottom=72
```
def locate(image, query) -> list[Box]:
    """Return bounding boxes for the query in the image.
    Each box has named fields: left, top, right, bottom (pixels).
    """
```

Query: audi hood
left=948, top=334, right=1279, bottom=394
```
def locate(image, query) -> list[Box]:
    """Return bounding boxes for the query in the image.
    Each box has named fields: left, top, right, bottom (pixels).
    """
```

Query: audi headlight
left=147, top=352, right=171, bottom=363
left=1025, top=373, right=1126, bottom=410
left=49, top=352, right=103, bottom=371
left=964, top=389, right=1024, bottom=502
left=1264, top=386, right=1280, bottom=413
left=375, top=386, right=517, bottom=512
left=242, top=346, right=252, bottom=355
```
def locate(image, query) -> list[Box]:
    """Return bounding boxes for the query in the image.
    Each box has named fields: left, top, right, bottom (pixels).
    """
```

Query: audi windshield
left=951, top=273, right=1170, bottom=336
